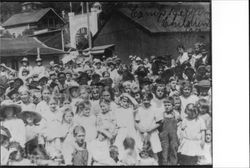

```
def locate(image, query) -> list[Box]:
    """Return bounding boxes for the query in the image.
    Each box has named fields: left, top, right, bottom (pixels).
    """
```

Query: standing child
left=198, top=129, right=212, bottom=165
left=159, top=97, right=179, bottom=165
left=179, top=81, right=199, bottom=120
left=0, top=100, right=26, bottom=148
left=196, top=98, right=212, bottom=130
left=178, top=103, right=206, bottom=165
left=135, top=92, right=162, bottom=162
left=74, top=100, right=97, bottom=143
left=96, top=99, right=117, bottom=142
left=18, top=110, right=43, bottom=156
left=62, top=125, right=91, bottom=165
left=114, top=93, right=139, bottom=154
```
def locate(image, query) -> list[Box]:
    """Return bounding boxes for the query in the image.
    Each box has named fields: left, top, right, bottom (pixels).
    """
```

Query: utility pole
left=86, top=2, right=92, bottom=58
left=69, top=2, right=72, bottom=12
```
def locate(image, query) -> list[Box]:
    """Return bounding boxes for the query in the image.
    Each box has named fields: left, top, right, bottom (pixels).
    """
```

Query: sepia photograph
left=0, top=1, right=212, bottom=166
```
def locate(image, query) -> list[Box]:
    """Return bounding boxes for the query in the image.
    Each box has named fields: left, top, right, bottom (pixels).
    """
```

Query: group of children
left=0, top=42, right=212, bottom=166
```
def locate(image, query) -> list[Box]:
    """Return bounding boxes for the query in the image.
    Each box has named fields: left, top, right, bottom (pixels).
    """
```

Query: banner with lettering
left=119, top=3, right=210, bottom=32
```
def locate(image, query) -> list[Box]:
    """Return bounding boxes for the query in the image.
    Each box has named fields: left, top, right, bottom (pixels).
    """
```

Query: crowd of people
left=0, top=42, right=212, bottom=166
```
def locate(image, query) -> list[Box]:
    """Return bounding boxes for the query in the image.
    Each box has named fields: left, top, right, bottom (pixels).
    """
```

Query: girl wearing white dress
left=96, top=99, right=117, bottom=142
left=113, top=93, right=139, bottom=156
left=74, top=100, right=97, bottom=143
left=18, top=87, right=36, bottom=112
left=178, top=103, right=206, bottom=165
left=36, top=87, right=51, bottom=117
left=18, top=109, right=43, bottom=156
left=1, top=100, right=26, bottom=148
left=88, top=128, right=116, bottom=165
left=40, top=97, right=63, bottom=159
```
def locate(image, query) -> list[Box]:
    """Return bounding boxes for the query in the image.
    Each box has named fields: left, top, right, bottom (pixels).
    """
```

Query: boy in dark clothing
left=159, top=97, right=179, bottom=165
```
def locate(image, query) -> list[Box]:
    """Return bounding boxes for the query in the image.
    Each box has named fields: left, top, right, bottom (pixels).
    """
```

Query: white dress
left=135, top=106, right=162, bottom=153
left=113, top=106, right=138, bottom=154
left=74, top=115, right=97, bottom=143
left=88, top=139, right=116, bottom=165
left=178, top=118, right=206, bottom=156
left=2, top=118, right=26, bottom=147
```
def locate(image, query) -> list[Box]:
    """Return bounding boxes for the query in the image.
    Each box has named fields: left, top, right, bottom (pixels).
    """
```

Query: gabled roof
left=2, top=8, right=65, bottom=27
left=0, top=37, right=67, bottom=57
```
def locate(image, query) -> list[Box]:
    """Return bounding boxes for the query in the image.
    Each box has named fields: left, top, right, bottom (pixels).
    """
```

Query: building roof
left=0, top=37, right=67, bottom=57
left=118, top=2, right=210, bottom=33
left=83, top=44, right=115, bottom=54
left=2, top=8, right=65, bottom=27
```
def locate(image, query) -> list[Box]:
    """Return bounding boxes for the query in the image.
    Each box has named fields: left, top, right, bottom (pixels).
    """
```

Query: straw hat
left=35, top=57, right=42, bottom=62
left=21, top=57, right=28, bottom=62
left=0, top=100, right=22, bottom=118
left=18, top=110, right=42, bottom=124
left=97, top=128, right=112, bottom=139
left=0, top=126, right=11, bottom=139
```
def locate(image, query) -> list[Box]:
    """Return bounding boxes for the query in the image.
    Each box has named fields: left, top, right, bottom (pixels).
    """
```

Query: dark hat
left=14, top=78, right=24, bottom=87
left=53, top=64, right=60, bottom=68
left=68, top=83, right=80, bottom=93
left=101, top=78, right=113, bottom=87
left=7, top=89, right=19, bottom=99
left=38, top=76, right=49, bottom=83
left=49, top=71, right=56, bottom=76
left=0, top=100, right=22, bottom=118
left=141, top=77, right=152, bottom=85
left=22, top=68, right=29, bottom=73
left=57, top=71, right=66, bottom=78
left=28, top=81, right=41, bottom=90
left=18, top=110, right=42, bottom=124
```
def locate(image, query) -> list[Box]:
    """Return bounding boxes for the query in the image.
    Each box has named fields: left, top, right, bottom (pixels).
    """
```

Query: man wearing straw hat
left=18, top=57, right=33, bottom=78
left=33, top=58, right=47, bottom=79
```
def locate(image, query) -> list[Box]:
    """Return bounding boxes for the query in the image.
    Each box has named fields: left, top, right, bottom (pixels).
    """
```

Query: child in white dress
left=88, top=129, right=116, bottom=165
left=179, top=82, right=199, bottom=120
left=178, top=103, right=206, bottom=165
left=96, top=99, right=117, bottom=142
left=74, top=100, right=97, bottom=143
left=135, top=92, right=162, bottom=162
left=1, top=100, right=26, bottom=148
left=113, top=93, right=139, bottom=155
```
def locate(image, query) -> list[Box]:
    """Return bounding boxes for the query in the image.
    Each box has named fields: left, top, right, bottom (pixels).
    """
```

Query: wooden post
left=37, top=48, right=40, bottom=59
left=86, top=2, right=92, bottom=59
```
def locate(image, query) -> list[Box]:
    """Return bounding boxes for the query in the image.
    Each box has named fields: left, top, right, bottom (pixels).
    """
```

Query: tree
left=22, top=28, right=34, bottom=36
left=1, top=30, right=12, bottom=38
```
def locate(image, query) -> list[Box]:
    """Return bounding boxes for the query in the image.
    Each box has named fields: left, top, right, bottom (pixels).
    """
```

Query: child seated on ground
left=119, top=137, right=139, bottom=166
left=88, top=128, right=116, bottom=165
left=138, top=141, right=158, bottom=165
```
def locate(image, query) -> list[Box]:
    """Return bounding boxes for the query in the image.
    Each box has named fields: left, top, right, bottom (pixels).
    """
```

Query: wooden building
left=92, top=2, right=210, bottom=64
left=2, top=2, right=65, bottom=37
